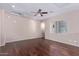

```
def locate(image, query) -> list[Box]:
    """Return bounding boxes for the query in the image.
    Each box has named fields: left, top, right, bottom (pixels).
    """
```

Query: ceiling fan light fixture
left=42, top=12, right=48, bottom=14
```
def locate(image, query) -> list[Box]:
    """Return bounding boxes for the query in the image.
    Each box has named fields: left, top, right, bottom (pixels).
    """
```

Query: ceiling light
left=12, top=5, right=15, bottom=8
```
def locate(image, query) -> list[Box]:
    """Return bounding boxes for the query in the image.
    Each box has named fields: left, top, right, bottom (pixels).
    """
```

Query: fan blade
left=40, top=12, right=43, bottom=16
left=34, top=9, right=42, bottom=16
left=12, top=11, right=23, bottom=15
left=41, top=14, right=43, bottom=16
left=42, top=12, right=48, bottom=14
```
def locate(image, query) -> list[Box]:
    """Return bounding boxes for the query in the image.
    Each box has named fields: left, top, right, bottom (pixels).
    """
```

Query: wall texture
left=45, top=9, right=79, bottom=47
left=0, top=9, right=42, bottom=46
left=0, top=10, right=2, bottom=46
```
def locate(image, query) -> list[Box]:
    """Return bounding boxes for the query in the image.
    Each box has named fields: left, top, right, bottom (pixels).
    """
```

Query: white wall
left=0, top=9, right=42, bottom=46
left=0, top=9, right=6, bottom=46
left=1, top=8, right=79, bottom=47
left=0, top=10, right=2, bottom=46
left=45, top=9, right=79, bottom=47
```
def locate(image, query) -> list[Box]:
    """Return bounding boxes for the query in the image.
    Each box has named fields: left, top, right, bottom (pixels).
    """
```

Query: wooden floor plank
left=0, top=38, right=79, bottom=56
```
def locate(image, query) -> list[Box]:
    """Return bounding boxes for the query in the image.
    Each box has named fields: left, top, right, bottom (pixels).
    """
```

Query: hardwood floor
left=0, top=38, right=79, bottom=56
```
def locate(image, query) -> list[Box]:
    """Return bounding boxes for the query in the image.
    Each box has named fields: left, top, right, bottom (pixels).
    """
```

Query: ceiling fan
left=33, top=9, right=53, bottom=16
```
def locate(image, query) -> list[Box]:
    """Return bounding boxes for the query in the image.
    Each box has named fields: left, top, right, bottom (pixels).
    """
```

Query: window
left=55, top=20, right=67, bottom=33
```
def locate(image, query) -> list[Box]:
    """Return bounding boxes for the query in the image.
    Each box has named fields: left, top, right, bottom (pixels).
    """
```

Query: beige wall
left=0, top=9, right=42, bottom=46
left=0, top=9, right=6, bottom=46
left=0, top=10, right=2, bottom=46
left=45, top=9, right=79, bottom=47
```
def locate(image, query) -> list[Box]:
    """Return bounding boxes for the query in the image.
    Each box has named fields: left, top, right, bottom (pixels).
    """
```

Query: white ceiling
left=0, top=3, right=79, bottom=20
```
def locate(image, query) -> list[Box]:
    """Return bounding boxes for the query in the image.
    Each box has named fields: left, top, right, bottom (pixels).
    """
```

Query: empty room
left=0, top=3, right=79, bottom=56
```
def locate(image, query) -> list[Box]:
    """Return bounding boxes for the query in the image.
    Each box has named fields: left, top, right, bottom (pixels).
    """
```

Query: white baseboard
left=0, top=43, right=5, bottom=47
